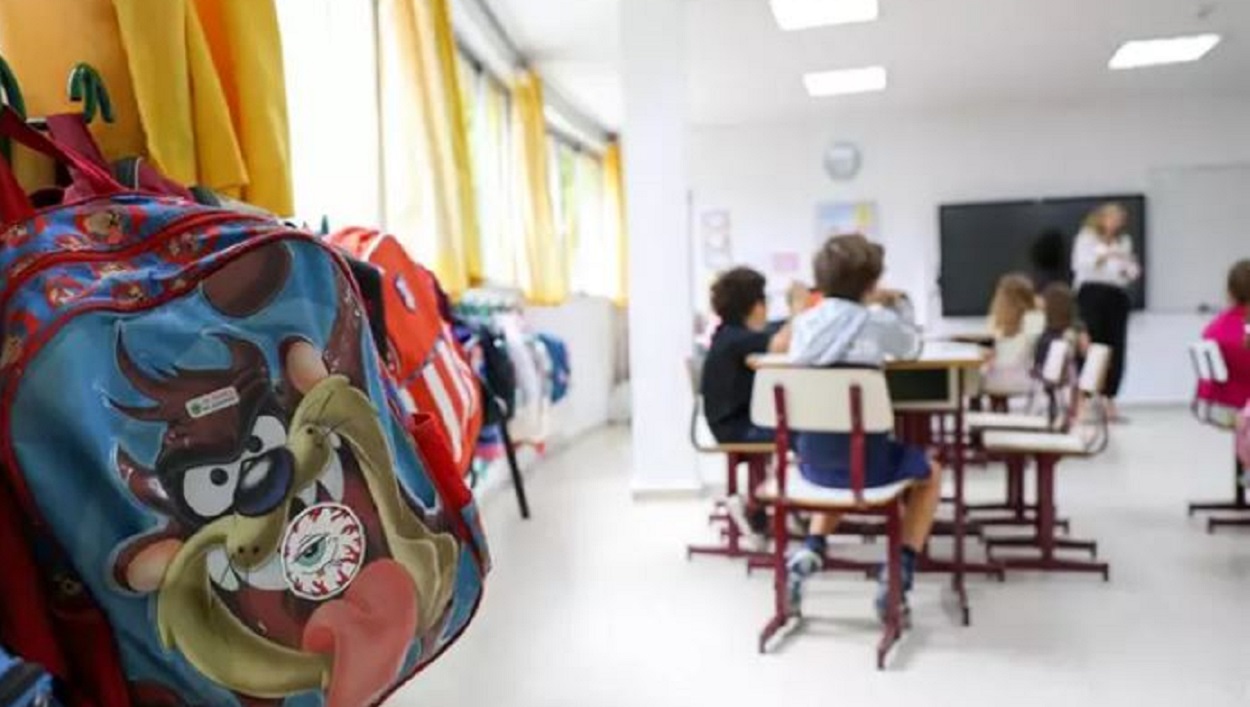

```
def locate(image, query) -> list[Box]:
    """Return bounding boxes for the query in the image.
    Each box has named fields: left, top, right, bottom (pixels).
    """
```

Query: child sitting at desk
left=785, top=234, right=943, bottom=618
left=1034, top=282, right=1089, bottom=372
left=1197, top=260, right=1250, bottom=417
left=983, top=273, right=1044, bottom=399
left=700, top=267, right=796, bottom=444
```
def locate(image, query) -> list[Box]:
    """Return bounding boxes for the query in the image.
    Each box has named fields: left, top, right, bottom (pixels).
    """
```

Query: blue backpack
left=537, top=334, right=571, bottom=404
left=0, top=109, right=488, bottom=707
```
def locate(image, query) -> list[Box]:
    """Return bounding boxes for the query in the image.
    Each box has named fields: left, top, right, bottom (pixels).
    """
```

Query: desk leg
left=952, top=373, right=970, bottom=627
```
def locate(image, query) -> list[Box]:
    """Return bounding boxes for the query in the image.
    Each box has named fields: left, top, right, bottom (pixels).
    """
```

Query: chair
left=684, top=355, right=775, bottom=561
left=750, top=366, right=911, bottom=669
left=979, top=344, right=1113, bottom=578
left=1184, top=341, right=1250, bottom=533
left=966, top=339, right=1076, bottom=532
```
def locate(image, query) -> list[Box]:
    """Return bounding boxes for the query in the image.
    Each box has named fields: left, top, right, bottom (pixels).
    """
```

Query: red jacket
left=1197, top=305, right=1250, bottom=409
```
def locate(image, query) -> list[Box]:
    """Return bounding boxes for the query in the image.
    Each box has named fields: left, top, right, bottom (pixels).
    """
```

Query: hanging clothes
left=110, top=0, right=247, bottom=195
left=193, top=0, right=294, bottom=215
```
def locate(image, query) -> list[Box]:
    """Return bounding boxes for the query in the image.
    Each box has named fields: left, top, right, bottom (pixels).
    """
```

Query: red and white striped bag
left=329, top=228, right=482, bottom=474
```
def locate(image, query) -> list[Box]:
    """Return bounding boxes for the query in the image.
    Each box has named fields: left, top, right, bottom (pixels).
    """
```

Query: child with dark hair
left=700, top=267, right=796, bottom=544
left=786, top=234, right=942, bottom=619
left=1030, top=228, right=1070, bottom=290
left=700, top=267, right=793, bottom=444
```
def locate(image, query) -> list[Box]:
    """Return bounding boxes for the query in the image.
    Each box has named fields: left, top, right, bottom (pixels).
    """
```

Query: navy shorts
left=797, top=432, right=931, bottom=489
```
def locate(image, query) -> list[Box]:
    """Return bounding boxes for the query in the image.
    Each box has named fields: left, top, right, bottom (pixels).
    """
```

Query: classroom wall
left=689, top=96, right=1250, bottom=404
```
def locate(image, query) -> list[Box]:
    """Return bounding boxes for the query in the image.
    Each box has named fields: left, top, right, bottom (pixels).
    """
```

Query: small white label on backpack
left=186, top=386, right=241, bottom=419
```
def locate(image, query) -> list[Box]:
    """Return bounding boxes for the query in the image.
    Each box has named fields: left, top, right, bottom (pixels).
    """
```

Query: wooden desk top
left=750, top=342, right=987, bottom=372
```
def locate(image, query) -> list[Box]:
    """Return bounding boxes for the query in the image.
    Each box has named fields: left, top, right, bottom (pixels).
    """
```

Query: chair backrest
left=686, top=354, right=718, bottom=453
left=687, top=353, right=706, bottom=395
left=750, top=366, right=894, bottom=433
left=1188, top=340, right=1228, bottom=384
left=1078, top=344, right=1112, bottom=396
left=1039, top=338, right=1072, bottom=387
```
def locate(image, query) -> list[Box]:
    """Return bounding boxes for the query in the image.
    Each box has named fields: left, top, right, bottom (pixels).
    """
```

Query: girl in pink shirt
left=1198, top=261, right=1250, bottom=410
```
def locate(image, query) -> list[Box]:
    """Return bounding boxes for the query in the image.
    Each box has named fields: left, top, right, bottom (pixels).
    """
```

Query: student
left=785, top=234, right=943, bottom=618
left=1030, top=228, right=1070, bottom=292
left=1197, top=260, right=1250, bottom=415
left=700, top=267, right=794, bottom=444
left=1033, top=282, right=1089, bottom=373
left=983, top=273, right=1042, bottom=398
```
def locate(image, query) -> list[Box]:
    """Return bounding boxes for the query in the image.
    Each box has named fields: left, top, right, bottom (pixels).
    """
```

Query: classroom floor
left=394, top=408, right=1250, bottom=707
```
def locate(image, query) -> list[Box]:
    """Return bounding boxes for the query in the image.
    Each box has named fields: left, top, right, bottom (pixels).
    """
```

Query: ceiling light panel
left=1109, top=34, right=1222, bottom=70
left=771, top=0, right=879, bottom=31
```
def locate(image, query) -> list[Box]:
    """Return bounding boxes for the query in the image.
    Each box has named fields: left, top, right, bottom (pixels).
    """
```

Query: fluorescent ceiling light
left=1109, top=33, right=1221, bottom=69
left=804, top=66, right=887, bottom=97
left=771, top=0, right=878, bottom=31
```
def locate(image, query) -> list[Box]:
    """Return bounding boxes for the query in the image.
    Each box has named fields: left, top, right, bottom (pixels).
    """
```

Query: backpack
left=471, top=325, right=517, bottom=427
left=536, top=333, right=570, bottom=404
left=0, top=109, right=488, bottom=706
left=327, top=228, right=483, bottom=476
left=0, top=646, right=53, bottom=707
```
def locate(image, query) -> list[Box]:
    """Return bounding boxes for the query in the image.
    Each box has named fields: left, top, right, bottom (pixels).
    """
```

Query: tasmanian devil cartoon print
left=109, top=242, right=461, bottom=706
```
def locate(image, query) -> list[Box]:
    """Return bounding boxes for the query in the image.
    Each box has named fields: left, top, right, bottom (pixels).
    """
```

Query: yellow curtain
left=111, top=0, right=247, bottom=194
left=194, top=0, right=294, bottom=215
left=512, top=70, right=565, bottom=305
left=603, top=140, right=629, bottom=305
left=378, top=0, right=480, bottom=295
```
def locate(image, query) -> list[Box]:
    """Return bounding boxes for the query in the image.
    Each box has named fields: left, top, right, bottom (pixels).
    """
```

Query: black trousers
left=1077, top=283, right=1131, bottom=398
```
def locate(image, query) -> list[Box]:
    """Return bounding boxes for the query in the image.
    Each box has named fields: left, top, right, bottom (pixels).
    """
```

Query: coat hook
left=68, top=63, right=115, bottom=125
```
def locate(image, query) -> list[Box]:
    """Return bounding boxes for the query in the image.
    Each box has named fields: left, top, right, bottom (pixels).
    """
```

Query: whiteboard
left=1148, top=163, right=1250, bottom=313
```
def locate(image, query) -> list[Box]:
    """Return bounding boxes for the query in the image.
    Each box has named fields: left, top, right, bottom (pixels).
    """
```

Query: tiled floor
left=394, top=409, right=1250, bottom=707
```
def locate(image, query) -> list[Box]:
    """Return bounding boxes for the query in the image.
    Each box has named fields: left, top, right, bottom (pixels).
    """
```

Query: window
left=459, top=51, right=516, bottom=286
left=571, top=153, right=608, bottom=297
left=544, top=128, right=615, bottom=300
left=276, top=0, right=381, bottom=229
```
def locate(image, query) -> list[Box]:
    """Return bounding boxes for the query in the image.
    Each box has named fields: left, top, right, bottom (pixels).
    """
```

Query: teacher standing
left=1072, top=202, right=1140, bottom=421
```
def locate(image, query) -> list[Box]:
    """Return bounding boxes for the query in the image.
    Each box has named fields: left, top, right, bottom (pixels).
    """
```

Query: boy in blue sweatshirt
left=786, top=234, right=944, bottom=618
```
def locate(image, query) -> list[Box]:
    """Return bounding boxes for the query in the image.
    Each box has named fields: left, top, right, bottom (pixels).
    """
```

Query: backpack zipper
left=0, top=210, right=269, bottom=314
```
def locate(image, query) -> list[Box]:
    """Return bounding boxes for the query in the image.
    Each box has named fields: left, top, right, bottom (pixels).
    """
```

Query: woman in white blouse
left=1072, top=202, right=1140, bottom=420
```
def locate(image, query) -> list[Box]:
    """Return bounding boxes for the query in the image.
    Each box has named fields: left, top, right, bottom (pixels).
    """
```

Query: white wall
left=689, top=97, right=1250, bottom=404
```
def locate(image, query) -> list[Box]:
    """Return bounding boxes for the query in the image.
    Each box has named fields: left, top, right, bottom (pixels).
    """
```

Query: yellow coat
left=193, top=0, right=293, bottom=215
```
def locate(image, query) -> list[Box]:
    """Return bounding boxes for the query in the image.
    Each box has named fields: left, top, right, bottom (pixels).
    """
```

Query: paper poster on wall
left=815, top=201, right=880, bottom=245
left=699, top=209, right=733, bottom=270
left=770, top=251, right=801, bottom=276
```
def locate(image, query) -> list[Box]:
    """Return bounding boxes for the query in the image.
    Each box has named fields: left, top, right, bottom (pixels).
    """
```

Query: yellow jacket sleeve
left=111, top=0, right=247, bottom=194
left=195, top=0, right=293, bottom=216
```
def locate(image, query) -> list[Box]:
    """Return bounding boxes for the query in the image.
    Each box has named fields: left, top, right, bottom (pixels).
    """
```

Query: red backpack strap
left=407, top=413, right=483, bottom=562
left=0, top=107, right=123, bottom=223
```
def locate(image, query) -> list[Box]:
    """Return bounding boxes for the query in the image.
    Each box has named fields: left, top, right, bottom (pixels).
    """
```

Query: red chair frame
left=757, top=383, right=906, bottom=670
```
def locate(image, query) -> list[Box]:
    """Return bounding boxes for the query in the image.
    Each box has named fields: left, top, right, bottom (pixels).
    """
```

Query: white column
left=621, top=0, right=700, bottom=493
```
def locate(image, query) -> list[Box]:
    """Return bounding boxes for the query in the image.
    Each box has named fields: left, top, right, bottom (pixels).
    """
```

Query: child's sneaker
left=723, top=495, right=766, bottom=551
left=874, top=548, right=917, bottom=622
left=785, top=546, right=823, bottom=615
